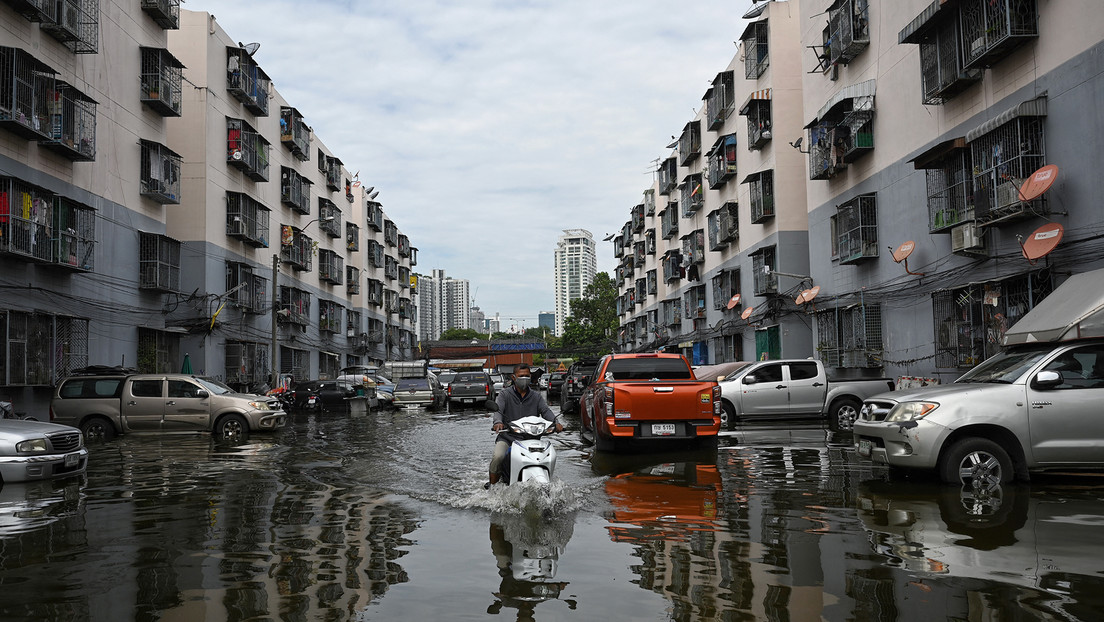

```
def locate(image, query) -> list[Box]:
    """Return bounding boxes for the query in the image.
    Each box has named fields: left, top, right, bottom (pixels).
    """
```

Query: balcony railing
left=39, top=82, right=96, bottom=161
left=139, top=140, right=182, bottom=204
left=279, top=106, right=310, bottom=161
left=139, top=47, right=183, bottom=117
left=226, top=47, right=270, bottom=116
left=141, top=0, right=180, bottom=29
left=0, top=47, right=56, bottom=140
left=280, top=167, right=312, bottom=215
left=41, top=0, right=99, bottom=54
left=226, top=192, right=270, bottom=248
left=227, top=118, right=270, bottom=181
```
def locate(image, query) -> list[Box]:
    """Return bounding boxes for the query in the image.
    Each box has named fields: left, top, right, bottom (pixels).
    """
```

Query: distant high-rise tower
left=554, top=229, right=596, bottom=337
left=416, top=269, right=471, bottom=340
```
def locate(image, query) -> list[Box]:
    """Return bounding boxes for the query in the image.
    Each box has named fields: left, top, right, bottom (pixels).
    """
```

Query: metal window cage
left=227, top=118, right=270, bottom=181
left=646, top=270, right=657, bottom=295
left=136, top=327, right=176, bottom=374
left=279, top=346, right=309, bottom=377
left=40, top=82, right=96, bottom=161
left=661, top=205, right=679, bottom=239
left=319, top=300, right=343, bottom=333
left=707, top=70, right=734, bottom=130
left=141, top=0, right=180, bottom=30
left=746, top=100, right=771, bottom=150
left=643, top=189, right=656, bottom=216
left=347, top=266, right=361, bottom=293
left=52, top=195, right=95, bottom=270
left=279, top=106, right=311, bottom=160
left=750, top=171, right=775, bottom=223
left=816, top=304, right=882, bottom=368
left=743, top=21, right=769, bottom=79
left=926, top=149, right=974, bottom=231
left=658, top=158, right=677, bottom=195
left=318, top=198, right=342, bottom=237
left=827, top=0, right=870, bottom=66
left=918, top=17, right=982, bottom=105
left=139, top=139, right=181, bottom=204
left=139, top=231, right=180, bottom=291
left=140, top=47, right=183, bottom=117
left=42, top=0, right=99, bottom=54
left=226, top=47, right=269, bottom=116
left=680, top=174, right=704, bottom=217
left=837, top=193, right=878, bottom=264
left=0, top=46, right=56, bottom=140
left=225, top=341, right=268, bottom=385
left=678, top=121, right=701, bottom=166
left=960, top=0, right=1038, bottom=70
left=970, top=115, right=1046, bottom=224
left=0, top=175, right=55, bottom=261
left=752, top=247, right=777, bottom=295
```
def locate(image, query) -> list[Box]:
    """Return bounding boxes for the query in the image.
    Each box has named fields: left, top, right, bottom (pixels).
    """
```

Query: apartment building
left=554, top=228, right=596, bottom=337
left=0, top=4, right=417, bottom=415
left=415, top=268, right=470, bottom=341
left=615, top=1, right=810, bottom=364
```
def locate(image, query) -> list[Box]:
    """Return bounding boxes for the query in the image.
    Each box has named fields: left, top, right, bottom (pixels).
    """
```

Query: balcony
left=960, top=0, right=1038, bottom=70
left=679, top=173, right=704, bottom=217
left=678, top=121, right=701, bottom=166
left=660, top=207, right=679, bottom=240
left=52, top=195, right=95, bottom=271
left=0, top=175, right=54, bottom=262
left=346, top=266, right=360, bottom=295
left=657, top=157, right=677, bottom=195
left=227, top=118, right=270, bottom=181
left=41, top=0, right=99, bottom=54
left=280, top=227, right=312, bottom=272
left=346, top=223, right=359, bottom=252
left=141, top=0, right=180, bottom=29
left=318, top=198, right=342, bottom=238
left=280, top=167, right=312, bottom=215
left=139, top=47, right=184, bottom=117
left=825, top=0, right=870, bottom=66
left=279, top=287, right=310, bottom=326
left=139, top=140, right=181, bottom=204
left=743, top=170, right=774, bottom=224
left=740, top=90, right=772, bottom=150
left=318, top=249, right=343, bottom=285
left=39, top=82, right=96, bottom=161
left=279, top=107, right=310, bottom=161
left=705, top=71, right=734, bottom=131
left=138, top=232, right=180, bottom=292
left=740, top=20, right=769, bottom=79
left=225, top=192, right=270, bottom=248
left=836, top=194, right=878, bottom=265
left=226, top=46, right=270, bottom=116
left=323, top=155, right=342, bottom=191
left=707, top=135, right=738, bottom=189
left=0, top=47, right=55, bottom=140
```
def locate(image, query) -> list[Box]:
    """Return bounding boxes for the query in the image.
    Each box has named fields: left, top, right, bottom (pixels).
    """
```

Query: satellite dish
left=1018, top=164, right=1058, bottom=202
left=243, top=42, right=261, bottom=56
left=795, top=291, right=807, bottom=305
left=1021, top=222, right=1064, bottom=264
left=891, top=240, right=925, bottom=276
left=741, top=306, right=754, bottom=320
left=803, top=286, right=821, bottom=302
left=726, top=294, right=742, bottom=309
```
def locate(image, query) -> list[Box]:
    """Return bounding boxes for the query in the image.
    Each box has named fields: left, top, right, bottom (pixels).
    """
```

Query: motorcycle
left=495, top=415, right=559, bottom=485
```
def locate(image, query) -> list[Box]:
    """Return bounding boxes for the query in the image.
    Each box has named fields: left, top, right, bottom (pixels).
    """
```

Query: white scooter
left=489, top=406, right=559, bottom=485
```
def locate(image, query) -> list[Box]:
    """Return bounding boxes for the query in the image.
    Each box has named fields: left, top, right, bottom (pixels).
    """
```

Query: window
left=900, top=8, right=982, bottom=105
left=41, top=0, right=99, bottom=54
left=912, top=140, right=974, bottom=232
left=836, top=193, right=877, bottom=264
left=751, top=246, right=777, bottom=296
left=346, top=309, right=362, bottom=339
left=658, top=157, right=678, bottom=196
left=662, top=251, right=682, bottom=283
left=279, top=226, right=312, bottom=271
left=346, top=223, right=359, bottom=252
left=131, top=379, right=162, bottom=397
left=399, top=266, right=411, bottom=289
left=660, top=206, right=679, bottom=240
left=646, top=270, right=657, bottom=295
left=139, top=47, right=183, bottom=117
left=678, top=121, right=701, bottom=166
left=319, top=300, right=343, bottom=334
left=0, top=47, right=56, bottom=141
left=398, top=234, right=411, bottom=257
left=816, top=304, right=882, bottom=368
left=959, top=0, right=1039, bottom=70
left=0, top=310, right=88, bottom=385
left=631, top=203, right=645, bottom=232
left=318, top=197, right=341, bottom=237
left=1040, top=346, right=1104, bottom=390
left=643, top=189, right=656, bottom=216
left=226, top=46, right=269, bottom=116
left=323, top=155, right=342, bottom=191
left=280, top=167, right=312, bottom=215
left=279, top=106, right=311, bottom=161
left=226, top=261, right=266, bottom=314
left=366, top=200, right=383, bottom=230
left=967, top=98, right=1046, bottom=225
left=645, top=229, right=656, bottom=255
left=40, top=82, right=96, bottom=161
left=279, top=346, right=309, bottom=378
left=224, top=341, right=268, bottom=386
left=227, top=117, right=271, bottom=181
left=739, top=93, right=771, bottom=150
left=633, top=240, right=645, bottom=266
left=366, top=279, right=384, bottom=306
left=279, top=286, right=310, bottom=326
left=385, top=255, right=398, bottom=280
left=743, top=170, right=774, bottom=223
left=681, top=229, right=705, bottom=266
left=662, top=298, right=682, bottom=327
left=706, top=70, right=735, bottom=130
left=384, top=220, right=398, bottom=246
left=707, top=135, right=738, bottom=188
left=225, top=192, right=270, bottom=247
left=708, top=201, right=739, bottom=251
left=683, top=285, right=707, bottom=319
left=140, top=140, right=181, bottom=204
left=318, top=249, right=343, bottom=285
left=933, top=270, right=1052, bottom=369
left=635, top=277, right=646, bottom=305
left=807, top=80, right=876, bottom=180
left=139, top=232, right=179, bottom=291
left=679, top=174, right=704, bottom=217
left=346, top=266, right=360, bottom=294
left=137, top=327, right=177, bottom=373
left=740, top=20, right=769, bottom=79
left=141, top=0, right=180, bottom=29
left=824, top=0, right=870, bottom=67
left=368, top=240, right=384, bottom=268
left=53, top=195, right=95, bottom=271
left=712, top=269, right=740, bottom=310
left=0, top=176, right=55, bottom=262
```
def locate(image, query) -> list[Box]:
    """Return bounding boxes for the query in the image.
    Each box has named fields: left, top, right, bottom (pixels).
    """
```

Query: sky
left=187, top=0, right=755, bottom=329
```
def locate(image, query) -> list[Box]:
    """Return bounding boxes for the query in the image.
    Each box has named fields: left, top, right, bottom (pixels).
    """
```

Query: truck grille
left=48, top=431, right=82, bottom=453
left=860, top=399, right=895, bottom=423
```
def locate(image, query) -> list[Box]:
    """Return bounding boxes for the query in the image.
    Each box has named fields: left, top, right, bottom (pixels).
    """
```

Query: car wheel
left=721, top=401, right=737, bottom=430
left=80, top=417, right=116, bottom=441
left=828, top=398, right=862, bottom=432
left=594, top=429, right=616, bottom=452
left=215, top=414, right=250, bottom=442
left=939, top=438, right=1013, bottom=489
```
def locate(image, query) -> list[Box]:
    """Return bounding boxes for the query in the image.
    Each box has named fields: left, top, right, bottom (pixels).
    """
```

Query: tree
left=439, top=327, right=483, bottom=341
left=561, top=272, right=618, bottom=353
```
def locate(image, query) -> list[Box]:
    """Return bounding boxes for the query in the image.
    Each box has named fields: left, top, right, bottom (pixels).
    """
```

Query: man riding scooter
left=486, top=364, right=565, bottom=489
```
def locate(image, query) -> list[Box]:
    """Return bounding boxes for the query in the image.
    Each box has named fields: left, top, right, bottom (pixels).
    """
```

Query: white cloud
left=188, top=0, right=753, bottom=324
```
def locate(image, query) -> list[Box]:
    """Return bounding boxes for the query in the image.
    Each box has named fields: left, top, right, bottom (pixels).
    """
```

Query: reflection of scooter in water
left=487, top=514, right=577, bottom=618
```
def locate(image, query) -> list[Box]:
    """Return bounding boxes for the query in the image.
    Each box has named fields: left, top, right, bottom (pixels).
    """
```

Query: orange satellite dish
left=1019, top=164, right=1058, bottom=202
left=741, top=306, right=754, bottom=320
left=804, top=286, right=821, bottom=303
left=795, top=292, right=806, bottom=305
left=1021, top=222, right=1064, bottom=263
left=892, top=241, right=916, bottom=263
left=726, top=294, right=742, bottom=309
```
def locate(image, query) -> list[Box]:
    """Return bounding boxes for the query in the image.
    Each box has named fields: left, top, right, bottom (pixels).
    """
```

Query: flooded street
left=2, top=403, right=1104, bottom=620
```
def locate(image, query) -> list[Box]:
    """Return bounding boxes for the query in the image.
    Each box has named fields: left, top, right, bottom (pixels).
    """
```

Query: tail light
left=712, top=385, right=722, bottom=415
left=483, top=383, right=489, bottom=395
left=447, top=385, right=452, bottom=396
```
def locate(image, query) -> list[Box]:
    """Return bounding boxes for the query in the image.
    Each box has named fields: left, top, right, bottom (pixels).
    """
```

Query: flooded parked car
left=0, top=419, right=88, bottom=483
left=393, top=377, right=447, bottom=410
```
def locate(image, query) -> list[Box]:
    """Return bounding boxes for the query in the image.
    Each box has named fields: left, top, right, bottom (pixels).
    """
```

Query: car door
left=163, top=378, right=211, bottom=431
left=123, top=378, right=166, bottom=431
left=1026, top=345, right=1104, bottom=466
left=738, top=363, right=788, bottom=416
left=785, top=362, right=826, bottom=415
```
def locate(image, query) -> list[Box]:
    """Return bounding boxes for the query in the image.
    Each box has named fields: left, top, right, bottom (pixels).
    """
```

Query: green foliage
left=561, top=272, right=618, bottom=354
left=439, top=327, right=483, bottom=341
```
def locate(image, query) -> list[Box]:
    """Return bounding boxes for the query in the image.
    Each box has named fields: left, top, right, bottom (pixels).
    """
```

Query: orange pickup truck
left=578, top=353, right=721, bottom=452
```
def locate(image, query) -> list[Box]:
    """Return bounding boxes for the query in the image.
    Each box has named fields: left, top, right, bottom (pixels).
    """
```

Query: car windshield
left=395, top=379, right=430, bottom=390
left=956, top=346, right=1053, bottom=384
left=196, top=377, right=234, bottom=395
left=606, top=357, right=693, bottom=380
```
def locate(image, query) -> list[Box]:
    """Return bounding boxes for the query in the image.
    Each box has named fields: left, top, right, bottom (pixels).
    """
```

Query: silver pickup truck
left=854, top=267, right=1104, bottom=488
left=715, top=359, right=894, bottom=431
left=52, top=372, right=286, bottom=441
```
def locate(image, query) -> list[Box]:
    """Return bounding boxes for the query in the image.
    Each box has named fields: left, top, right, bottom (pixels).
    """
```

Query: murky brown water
left=1, top=405, right=1102, bottom=621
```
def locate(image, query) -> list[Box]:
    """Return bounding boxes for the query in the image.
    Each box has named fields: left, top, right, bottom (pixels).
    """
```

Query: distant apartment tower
left=416, top=272, right=439, bottom=342
left=417, top=269, right=471, bottom=339
left=470, top=306, right=486, bottom=333
left=554, top=229, right=596, bottom=336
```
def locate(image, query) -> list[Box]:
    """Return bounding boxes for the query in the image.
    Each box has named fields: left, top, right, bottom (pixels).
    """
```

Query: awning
left=965, top=95, right=1048, bottom=142
left=898, top=0, right=960, bottom=44
left=1003, top=267, right=1104, bottom=345
left=429, top=358, right=487, bottom=369
left=908, top=137, right=966, bottom=169
left=808, top=79, right=877, bottom=127
left=740, top=170, right=768, bottom=185
left=739, top=19, right=765, bottom=43
left=739, top=88, right=771, bottom=115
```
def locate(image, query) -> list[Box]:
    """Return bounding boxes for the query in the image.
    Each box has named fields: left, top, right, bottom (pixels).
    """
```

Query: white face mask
left=514, top=377, right=531, bottom=390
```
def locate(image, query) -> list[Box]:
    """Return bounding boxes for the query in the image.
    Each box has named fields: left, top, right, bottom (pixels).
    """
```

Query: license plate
left=857, top=439, right=872, bottom=457
left=463, top=398, right=473, bottom=403
left=64, top=452, right=79, bottom=467
left=652, top=423, right=676, bottom=436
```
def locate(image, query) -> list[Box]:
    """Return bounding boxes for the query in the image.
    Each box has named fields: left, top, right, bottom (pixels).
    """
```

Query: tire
left=828, top=397, right=862, bottom=432
left=215, top=414, right=250, bottom=442
left=594, top=429, right=616, bottom=452
left=720, top=401, right=737, bottom=430
left=938, top=437, right=1013, bottom=489
left=80, top=417, right=116, bottom=441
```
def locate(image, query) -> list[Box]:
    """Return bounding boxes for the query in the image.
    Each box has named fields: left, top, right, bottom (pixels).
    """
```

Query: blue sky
left=187, top=0, right=753, bottom=328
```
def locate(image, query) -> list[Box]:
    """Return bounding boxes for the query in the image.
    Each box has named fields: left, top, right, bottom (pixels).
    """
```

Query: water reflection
left=486, top=511, right=577, bottom=620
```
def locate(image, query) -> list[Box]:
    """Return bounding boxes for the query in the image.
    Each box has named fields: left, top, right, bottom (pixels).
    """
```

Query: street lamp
left=269, top=216, right=336, bottom=388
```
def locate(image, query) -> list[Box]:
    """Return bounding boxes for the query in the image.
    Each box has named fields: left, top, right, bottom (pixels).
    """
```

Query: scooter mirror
left=484, top=399, right=499, bottom=412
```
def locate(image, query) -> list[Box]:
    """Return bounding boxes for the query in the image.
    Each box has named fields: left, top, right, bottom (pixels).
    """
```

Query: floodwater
left=2, top=402, right=1104, bottom=621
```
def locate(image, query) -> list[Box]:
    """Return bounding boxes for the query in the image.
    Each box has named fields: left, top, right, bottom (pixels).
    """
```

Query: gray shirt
left=493, top=385, right=564, bottom=428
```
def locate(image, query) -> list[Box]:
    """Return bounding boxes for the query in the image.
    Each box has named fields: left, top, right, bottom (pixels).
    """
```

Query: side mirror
left=1034, top=370, right=1062, bottom=389
left=743, top=374, right=758, bottom=385
left=484, top=399, right=499, bottom=412
left=195, top=389, right=210, bottom=399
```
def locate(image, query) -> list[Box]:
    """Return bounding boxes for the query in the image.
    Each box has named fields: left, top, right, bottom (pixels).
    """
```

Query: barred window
left=1, top=310, right=88, bottom=385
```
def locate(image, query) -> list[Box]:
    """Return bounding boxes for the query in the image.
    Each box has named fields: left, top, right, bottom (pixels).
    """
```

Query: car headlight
left=16, top=438, right=48, bottom=453
left=248, top=401, right=270, bottom=410
left=884, top=401, right=939, bottom=422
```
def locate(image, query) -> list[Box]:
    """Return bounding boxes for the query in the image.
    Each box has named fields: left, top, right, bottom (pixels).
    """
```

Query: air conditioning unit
left=951, top=222, right=986, bottom=255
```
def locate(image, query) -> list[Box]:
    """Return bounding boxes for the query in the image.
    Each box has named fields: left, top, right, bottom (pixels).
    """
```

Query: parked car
left=392, top=376, right=448, bottom=410
left=854, top=267, right=1104, bottom=487
left=288, top=379, right=364, bottom=412
left=560, top=357, right=599, bottom=415
left=546, top=372, right=566, bottom=397
left=0, top=419, right=88, bottom=483
left=488, top=373, right=506, bottom=398
left=371, top=376, right=396, bottom=408
left=447, top=371, right=493, bottom=407
left=436, top=371, right=457, bottom=391
left=52, top=371, right=286, bottom=441
left=716, top=359, right=895, bottom=432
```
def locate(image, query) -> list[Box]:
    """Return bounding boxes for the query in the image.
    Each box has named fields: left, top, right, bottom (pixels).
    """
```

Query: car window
left=168, top=380, right=203, bottom=398
left=456, top=373, right=487, bottom=382
left=195, top=378, right=233, bottom=395
left=131, top=379, right=163, bottom=397
left=396, top=379, right=429, bottom=390
left=1041, top=346, right=1104, bottom=389
left=753, top=364, right=784, bottom=383
left=788, top=362, right=819, bottom=381
left=958, top=345, right=1052, bottom=384
left=605, top=358, right=693, bottom=380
